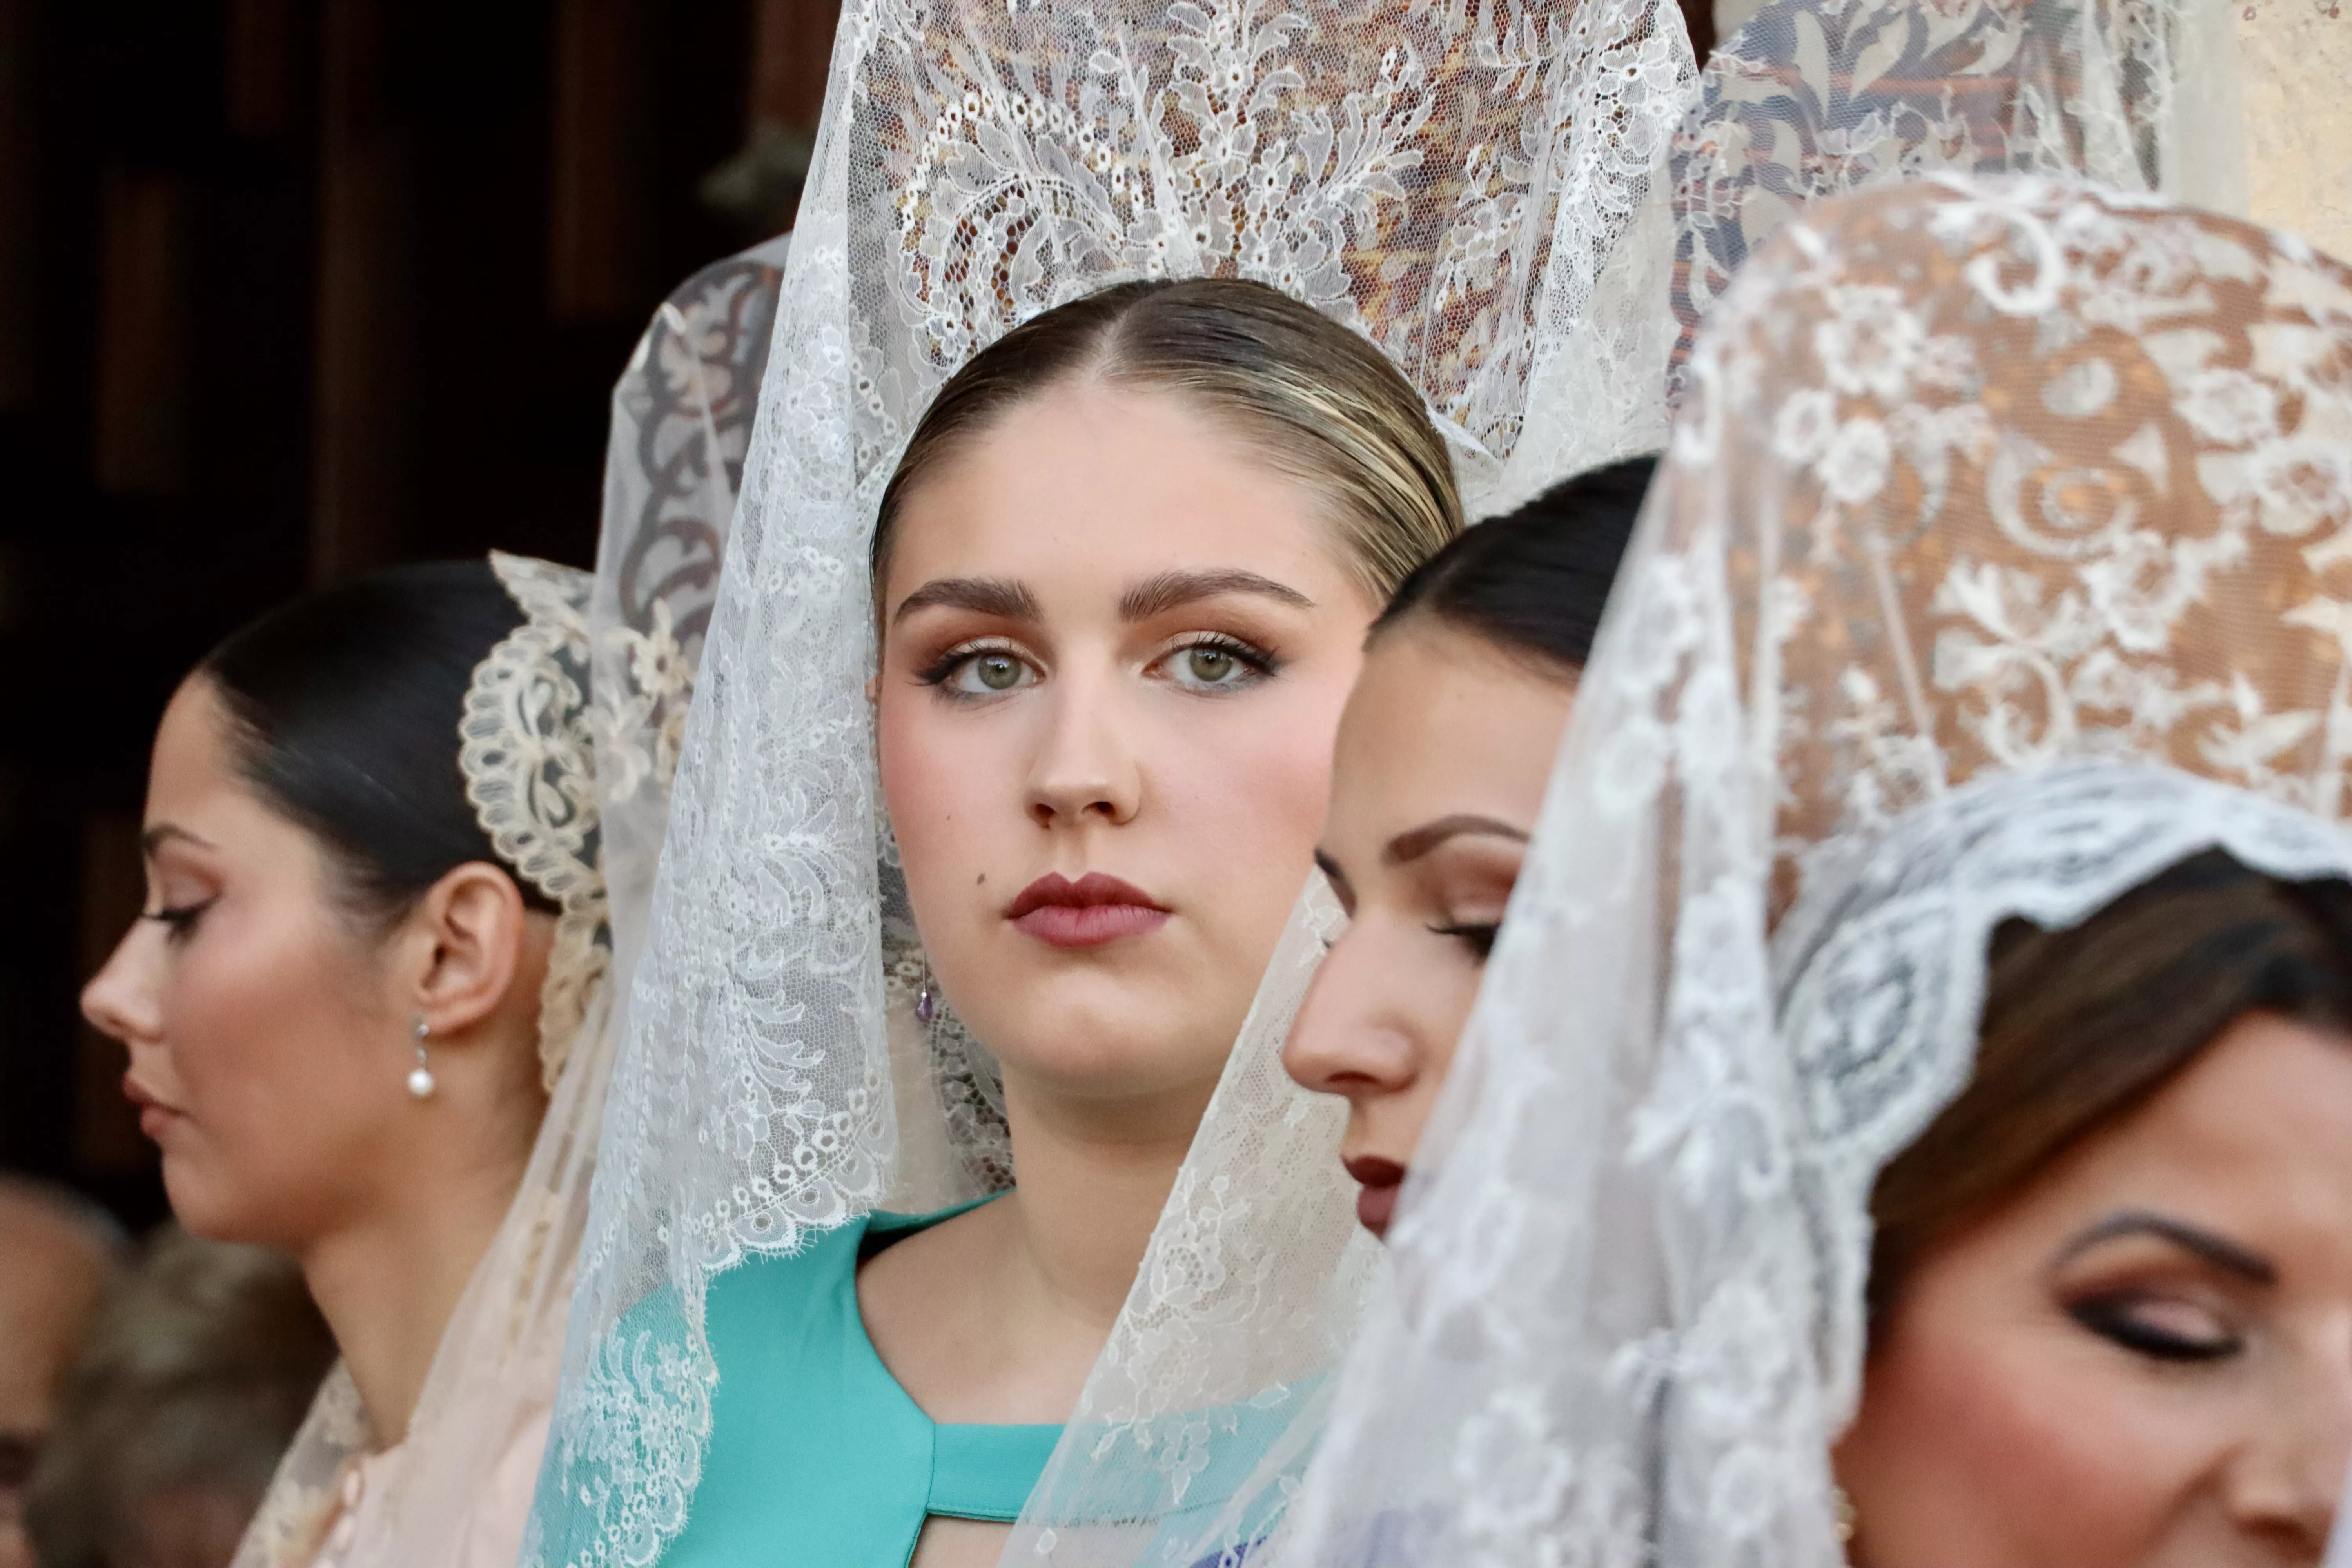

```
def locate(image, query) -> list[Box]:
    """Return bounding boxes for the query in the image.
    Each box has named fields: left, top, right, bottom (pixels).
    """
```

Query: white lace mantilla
left=1267, top=178, right=2352, bottom=1566
left=527, top=0, right=1700, bottom=1558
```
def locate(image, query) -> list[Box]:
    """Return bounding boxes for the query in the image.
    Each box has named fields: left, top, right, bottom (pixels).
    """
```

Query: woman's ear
left=395, top=862, right=538, bottom=1038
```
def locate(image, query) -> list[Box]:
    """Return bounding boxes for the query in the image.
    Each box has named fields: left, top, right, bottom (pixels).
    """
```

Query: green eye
left=1186, top=646, right=1235, bottom=682
left=976, top=653, right=1023, bottom=690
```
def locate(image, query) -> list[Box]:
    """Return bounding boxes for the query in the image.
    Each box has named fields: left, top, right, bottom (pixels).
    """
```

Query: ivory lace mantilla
left=523, top=0, right=1699, bottom=1560
left=1265, top=177, right=2352, bottom=1565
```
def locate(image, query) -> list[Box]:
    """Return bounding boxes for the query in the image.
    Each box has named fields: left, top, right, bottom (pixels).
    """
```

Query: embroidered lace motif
left=1668, top=0, right=2249, bottom=399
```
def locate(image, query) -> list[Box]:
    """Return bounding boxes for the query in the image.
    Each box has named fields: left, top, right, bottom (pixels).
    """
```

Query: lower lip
left=1012, top=903, right=1170, bottom=949
left=1356, top=1181, right=1401, bottom=1238
left=138, top=1105, right=181, bottom=1141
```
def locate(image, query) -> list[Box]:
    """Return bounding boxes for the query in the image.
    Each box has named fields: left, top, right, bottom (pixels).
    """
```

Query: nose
left=2221, top=1331, right=2352, bottom=1555
left=82, top=920, right=167, bottom=1049
left=1025, top=664, right=1142, bottom=828
left=1283, top=920, right=1419, bottom=1103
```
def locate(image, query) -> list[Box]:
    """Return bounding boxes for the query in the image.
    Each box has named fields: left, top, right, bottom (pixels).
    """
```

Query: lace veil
left=1266, top=176, right=2352, bottom=1564
left=228, top=241, right=780, bottom=1567
left=522, top=0, right=1702, bottom=1560
left=1668, top=0, right=2249, bottom=398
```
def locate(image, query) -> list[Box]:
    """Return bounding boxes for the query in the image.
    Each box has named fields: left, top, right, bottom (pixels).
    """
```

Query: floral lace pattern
left=463, top=555, right=607, bottom=1089
left=1667, top=0, right=2243, bottom=399
left=527, top=0, right=1699, bottom=1559
left=1269, top=178, right=2352, bottom=1565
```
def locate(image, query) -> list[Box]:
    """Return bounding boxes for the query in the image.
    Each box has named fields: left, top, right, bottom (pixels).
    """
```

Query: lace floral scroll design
left=1668, top=0, right=2192, bottom=395
left=608, top=243, right=790, bottom=672
left=855, top=0, right=1693, bottom=491
left=462, top=554, right=608, bottom=1088
left=1719, top=181, right=2352, bottom=862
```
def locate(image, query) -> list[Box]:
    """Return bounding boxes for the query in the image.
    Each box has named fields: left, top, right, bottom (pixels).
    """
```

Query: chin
left=987, top=997, right=1236, bottom=1103
left=161, top=1159, right=293, bottom=1250
left=160, top=1167, right=245, bottom=1242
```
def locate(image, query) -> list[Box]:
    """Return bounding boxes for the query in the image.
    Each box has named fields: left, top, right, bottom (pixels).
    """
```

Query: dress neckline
left=848, top=1199, right=1064, bottom=1525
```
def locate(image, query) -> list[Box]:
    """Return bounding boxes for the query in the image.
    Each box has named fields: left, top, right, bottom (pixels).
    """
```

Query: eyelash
left=912, top=633, right=1278, bottom=700
left=913, top=639, right=1028, bottom=696
left=2066, top=1294, right=2243, bottom=1364
left=1158, top=633, right=1277, bottom=693
left=142, top=899, right=216, bottom=944
left=1428, top=922, right=1500, bottom=962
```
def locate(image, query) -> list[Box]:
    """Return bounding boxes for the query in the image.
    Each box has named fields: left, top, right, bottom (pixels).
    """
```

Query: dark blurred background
left=0, top=0, right=836, bottom=1232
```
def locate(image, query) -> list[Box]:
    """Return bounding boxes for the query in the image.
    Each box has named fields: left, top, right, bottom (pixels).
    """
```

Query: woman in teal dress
left=641, top=271, right=1462, bottom=1567
left=521, top=0, right=1691, bottom=1558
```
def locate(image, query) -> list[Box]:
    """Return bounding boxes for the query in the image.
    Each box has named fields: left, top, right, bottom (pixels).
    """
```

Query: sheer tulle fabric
left=1265, top=178, right=2352, bottom=1565
left=523, top=0, right=1701, bottom=1561
left=1668, top=0, right=2249, bottom=398
left=230, top=241, right=783, bottom=1568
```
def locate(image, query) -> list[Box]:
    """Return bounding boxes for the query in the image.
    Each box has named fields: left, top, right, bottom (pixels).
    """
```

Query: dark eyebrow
left=141, top=824, right=214, bottom=857
left=1119, top=569, right=1313, bottom=622
left=2055, top=1209, right=2277, bottom=1286
left=1383, top=814, right=1531, bottom=868
left=890, top=577, right=1042, bottom=627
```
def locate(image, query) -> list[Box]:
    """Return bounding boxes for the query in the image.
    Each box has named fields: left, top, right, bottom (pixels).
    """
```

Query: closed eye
left=2066, top=1293, right=2243, bottom=1364
left=1428, top=921, right=1499, bottom=962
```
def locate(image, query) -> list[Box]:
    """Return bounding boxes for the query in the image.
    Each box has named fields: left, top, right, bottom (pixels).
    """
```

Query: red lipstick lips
left=1006, top=872, right=1169, bottom=949
left=1345, top=1155, right=1408, bottom=1238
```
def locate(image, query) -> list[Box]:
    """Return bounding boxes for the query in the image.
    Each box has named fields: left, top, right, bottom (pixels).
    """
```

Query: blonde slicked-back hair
left=872, top=277, right=1463, bottom=605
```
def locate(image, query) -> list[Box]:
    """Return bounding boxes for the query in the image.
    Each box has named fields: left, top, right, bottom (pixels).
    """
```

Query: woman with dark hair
left=1265, top=181, right=2352, bottom=1567
left=76, top=539, right=710, bottom=1568
left=79, top=560, right=605, bottom=1568
left=1283, top=455, right=1654, bottom=1236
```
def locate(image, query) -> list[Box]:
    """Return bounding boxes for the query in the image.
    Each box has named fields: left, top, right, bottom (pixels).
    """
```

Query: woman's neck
left=298, top=1089, right=540, bottom=1448
left=857, top=1069, right=1219, bottom=1425
left=993, top=1074, right=1217, bottom=1330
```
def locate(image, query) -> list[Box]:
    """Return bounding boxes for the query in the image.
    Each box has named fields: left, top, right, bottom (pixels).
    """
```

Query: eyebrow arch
left=891, top=576, right=1043, bottom=627
left=1383, top=814, right=1531, bottom=867
left=141, top=824, right=214, bottom=857
left=1119, top=569, right=1313, bottom=622
left=2054, top=1209, right=2277, bottom=1286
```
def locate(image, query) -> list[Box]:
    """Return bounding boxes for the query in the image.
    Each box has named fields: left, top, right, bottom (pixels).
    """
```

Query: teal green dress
left=659, top=1201, right=1063, bottom=1566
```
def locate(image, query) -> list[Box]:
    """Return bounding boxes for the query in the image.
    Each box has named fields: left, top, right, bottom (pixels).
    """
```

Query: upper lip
left=1344, top=1155, right=1406, bottom=1191
left=1005, top=873, right=1167, bottom=920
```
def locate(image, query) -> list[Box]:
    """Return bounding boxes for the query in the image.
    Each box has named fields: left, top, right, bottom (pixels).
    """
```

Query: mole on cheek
left=977, top=873, right=986, bottom=885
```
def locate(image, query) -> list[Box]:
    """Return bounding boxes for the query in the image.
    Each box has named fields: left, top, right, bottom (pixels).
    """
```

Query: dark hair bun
left=199, top=560, right=553, bottom=926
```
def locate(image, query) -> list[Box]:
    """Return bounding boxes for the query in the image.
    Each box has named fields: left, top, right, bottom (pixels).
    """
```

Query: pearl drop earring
left=407, top=1016, right=437, bottom=1099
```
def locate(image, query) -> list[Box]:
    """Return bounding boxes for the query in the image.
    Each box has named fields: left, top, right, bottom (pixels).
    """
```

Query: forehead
left=149, top=677, right=244, bottom=813
left=1327, top=627, right=1575, bottom=844
left=2051, top=1012, right=2352, bottom=1258
left=881, top=379, right=1355, bottom=609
